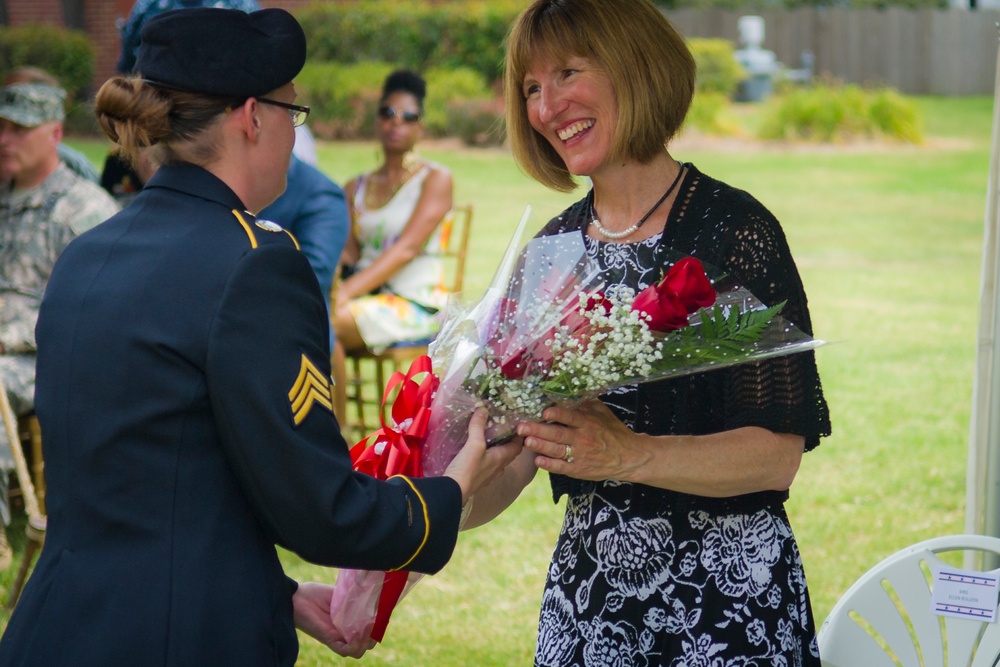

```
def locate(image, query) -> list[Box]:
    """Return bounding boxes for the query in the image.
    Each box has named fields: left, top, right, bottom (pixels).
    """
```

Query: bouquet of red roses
left=331, top=207, right=823, bottom=644
left=420, top=207, right=823, bottom=460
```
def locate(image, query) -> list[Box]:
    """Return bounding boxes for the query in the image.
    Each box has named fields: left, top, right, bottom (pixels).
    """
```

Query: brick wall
left=5, top=0, right=65, bottom=25
left=89, top=1, right=133, bottom=93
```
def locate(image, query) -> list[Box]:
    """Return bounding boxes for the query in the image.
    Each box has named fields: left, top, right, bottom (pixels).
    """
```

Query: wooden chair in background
left=0, top=379, right=45, bottom=613
left=333, top=204, right=474, bottom=444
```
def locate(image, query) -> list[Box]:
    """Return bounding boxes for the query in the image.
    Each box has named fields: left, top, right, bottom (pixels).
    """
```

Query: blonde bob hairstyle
left=504, top=0, right=696, bottom=193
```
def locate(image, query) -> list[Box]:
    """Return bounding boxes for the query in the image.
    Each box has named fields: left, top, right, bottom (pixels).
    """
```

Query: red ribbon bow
left=350, top=355, right=438, bottom=478
left=348, top=354, right=439, bottom=642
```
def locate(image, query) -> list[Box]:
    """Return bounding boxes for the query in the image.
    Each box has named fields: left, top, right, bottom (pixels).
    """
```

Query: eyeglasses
left=257, top=97, right=310, bottom=127
left=377, top=106, right=421, bottom=124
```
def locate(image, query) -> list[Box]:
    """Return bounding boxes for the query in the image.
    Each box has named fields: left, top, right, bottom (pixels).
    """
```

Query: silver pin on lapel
left=255, top=219, right=283, bottom=232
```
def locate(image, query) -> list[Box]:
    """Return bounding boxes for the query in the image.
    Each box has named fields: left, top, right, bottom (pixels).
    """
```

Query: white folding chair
left=819, top=534, right=1000, bottom=667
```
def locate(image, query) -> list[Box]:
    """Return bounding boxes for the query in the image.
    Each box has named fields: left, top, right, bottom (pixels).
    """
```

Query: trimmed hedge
left=0, top=25, right=94, bottom=99
left=757, top=79, right=923, bottom=143
left=295, top=60, right=498, bottom=143
left=689, top=38, right=745, bottom=97
left=293, top=4, right=746, bottom=143
left=297, top=1, right=523, bottom=85
left=297, top=2, right=742, bottom=94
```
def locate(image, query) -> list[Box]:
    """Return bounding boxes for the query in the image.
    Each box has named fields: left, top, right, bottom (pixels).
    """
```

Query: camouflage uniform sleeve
left=51, top=181, right=120, bottom=236
left=0, top=294, right=40, bottom=354
left=0, top=179, right=119, bottom=353
left=0, top=214, right=74, bottom=353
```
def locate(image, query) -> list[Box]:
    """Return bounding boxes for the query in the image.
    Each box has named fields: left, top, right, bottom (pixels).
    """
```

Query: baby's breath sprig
left=467, top=283, right=789, bottom=426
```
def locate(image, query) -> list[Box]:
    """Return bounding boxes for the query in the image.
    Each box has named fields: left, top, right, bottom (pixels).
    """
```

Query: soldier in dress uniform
left=0, top=8, right=519, bottom=666
left=0, top=81, right=119, bottom=569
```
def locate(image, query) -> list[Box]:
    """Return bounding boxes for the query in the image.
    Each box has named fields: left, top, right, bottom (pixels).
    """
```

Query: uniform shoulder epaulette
left=230, top=209, right=300, bottom=250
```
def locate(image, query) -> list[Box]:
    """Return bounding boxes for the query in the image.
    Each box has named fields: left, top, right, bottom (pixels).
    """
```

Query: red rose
left=631, top=290, right=690, bottom=331
left=632, top=257, right=716, bottom=332
left=499, top=351, right=530, bottom=380
left=662, top=257, right=716, bottom=311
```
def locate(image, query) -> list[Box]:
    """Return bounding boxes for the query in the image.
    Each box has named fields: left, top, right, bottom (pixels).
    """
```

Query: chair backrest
left=426, top=203, right=473, bottom=295
left=818, top=534, right=1000, bottom=667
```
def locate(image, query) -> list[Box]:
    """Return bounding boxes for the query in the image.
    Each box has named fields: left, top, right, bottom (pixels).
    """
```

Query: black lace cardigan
left=537, top=164, right=832, bottom=512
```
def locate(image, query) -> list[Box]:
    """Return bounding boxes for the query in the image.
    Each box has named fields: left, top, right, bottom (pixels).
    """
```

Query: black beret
left=136, top=7, right=306, bottom=98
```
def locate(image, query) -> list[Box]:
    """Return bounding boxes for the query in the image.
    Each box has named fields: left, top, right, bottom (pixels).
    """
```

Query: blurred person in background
left=333, top=69, right=453, bottom=358
left=0, top=80, right=118, bottom=571
left=2, top=67, right=100, bottom=184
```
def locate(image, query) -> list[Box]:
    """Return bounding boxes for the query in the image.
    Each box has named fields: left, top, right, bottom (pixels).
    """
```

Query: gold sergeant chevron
left=288, top=354, right=334, bottom=426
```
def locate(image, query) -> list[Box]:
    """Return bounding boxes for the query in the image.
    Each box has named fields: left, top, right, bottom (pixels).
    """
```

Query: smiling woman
left=521, top=55, right=618, bottom=183
left=504, top=1, right=693, bottom=195
left=464, top=1, right=833, bottom=665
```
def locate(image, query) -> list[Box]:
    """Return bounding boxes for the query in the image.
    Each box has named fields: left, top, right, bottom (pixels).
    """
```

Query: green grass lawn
left=1, top=95, right=994, bottom=665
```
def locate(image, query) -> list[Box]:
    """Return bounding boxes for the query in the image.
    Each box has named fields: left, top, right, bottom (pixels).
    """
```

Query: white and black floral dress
left=533, top=165, right=831, bottom=667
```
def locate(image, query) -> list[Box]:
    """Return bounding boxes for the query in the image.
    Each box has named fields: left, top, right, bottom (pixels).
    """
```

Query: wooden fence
left=667, top=7, right=999, bottom=95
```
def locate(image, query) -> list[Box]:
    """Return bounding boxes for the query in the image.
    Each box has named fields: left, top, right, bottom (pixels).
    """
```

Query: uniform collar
left=144, top=163, right=246, bottom=212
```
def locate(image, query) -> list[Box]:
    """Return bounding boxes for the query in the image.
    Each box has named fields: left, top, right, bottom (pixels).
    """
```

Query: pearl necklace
left=590, top=163, right=685, bottom=240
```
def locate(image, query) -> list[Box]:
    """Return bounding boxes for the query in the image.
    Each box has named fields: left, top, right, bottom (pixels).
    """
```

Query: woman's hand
left=517, top=400, right=807, bottom=496
left=293, top=581, right=377, bottom=658
left=443, top=409, right=523, bottom=505
left=516, top=400, right=649, bottom=482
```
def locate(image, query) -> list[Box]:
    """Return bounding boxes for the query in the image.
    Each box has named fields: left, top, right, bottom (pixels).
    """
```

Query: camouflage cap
left=0, top=83, right=66, bottom=128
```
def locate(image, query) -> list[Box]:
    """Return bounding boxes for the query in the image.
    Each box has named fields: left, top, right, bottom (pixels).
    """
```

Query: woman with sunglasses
left=333, top=69, right=453, bottom=358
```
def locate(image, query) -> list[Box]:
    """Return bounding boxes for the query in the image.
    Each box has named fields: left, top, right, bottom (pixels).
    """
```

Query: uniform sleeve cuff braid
left=387, top=474, right=430, bottom=571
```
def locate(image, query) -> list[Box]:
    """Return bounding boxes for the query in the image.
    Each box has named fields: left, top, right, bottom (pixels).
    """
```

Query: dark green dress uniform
left=0, top=163, right=463, bottom=666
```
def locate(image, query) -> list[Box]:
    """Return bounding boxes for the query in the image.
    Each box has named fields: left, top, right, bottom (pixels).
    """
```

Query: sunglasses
left=257, top=97, right=310, bottom=127
left=377, top=106, right=421, bottom=123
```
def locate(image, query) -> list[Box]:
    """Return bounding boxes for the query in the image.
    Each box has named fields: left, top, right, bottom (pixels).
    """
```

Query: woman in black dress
left=467, top=0, right=831, bottom=664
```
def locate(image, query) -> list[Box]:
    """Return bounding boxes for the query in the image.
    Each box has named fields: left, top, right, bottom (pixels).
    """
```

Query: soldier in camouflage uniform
left=0, top=82, right=120, bottom=567
left=3, top=67, right=101, bottom=184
